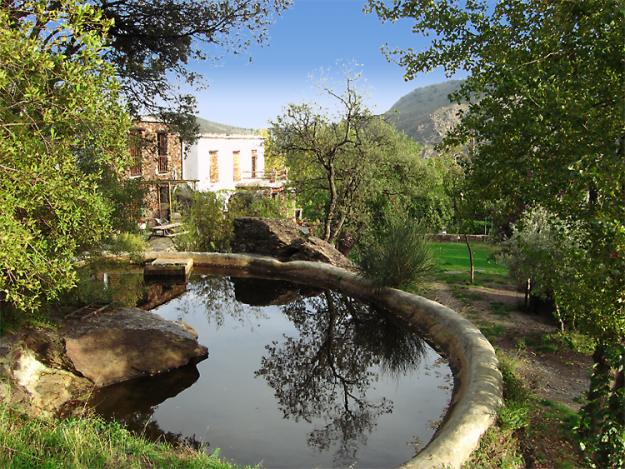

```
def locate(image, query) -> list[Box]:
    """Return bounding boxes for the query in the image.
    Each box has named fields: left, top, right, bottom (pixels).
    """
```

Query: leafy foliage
left=369, top=1, right=625, bottom=463
left=271, top=78, right=395, bottom=243
left=5, top=0, right=292, bottom=139
left=228, top=191, right=287, bottom=219
left=502, top=206, right=584, bottom=327
left=0, top=1, right=132, bottom=312
left=176, top=191, right=233, bottom=252
left=177, top=190, right=288, bottom=252
left=271, top=77, right=459, bottom=246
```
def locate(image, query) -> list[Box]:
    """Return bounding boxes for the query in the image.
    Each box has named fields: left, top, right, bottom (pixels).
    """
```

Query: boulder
left=62, top=308, right=207, bottom=387
left=232, top=217, right=355, bottom=271
left=0, top=330, right=92, bottom=416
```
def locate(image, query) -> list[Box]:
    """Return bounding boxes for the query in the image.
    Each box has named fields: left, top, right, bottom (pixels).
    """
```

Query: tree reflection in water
left=255, top=291, right=426, bottom=466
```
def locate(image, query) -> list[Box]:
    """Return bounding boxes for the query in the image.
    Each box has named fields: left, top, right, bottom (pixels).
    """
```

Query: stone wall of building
left=127, top=119, right=184, bottom=222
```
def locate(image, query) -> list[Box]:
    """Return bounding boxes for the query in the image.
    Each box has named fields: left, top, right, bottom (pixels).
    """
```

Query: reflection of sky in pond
left=90, top=276, right=452, bottom=469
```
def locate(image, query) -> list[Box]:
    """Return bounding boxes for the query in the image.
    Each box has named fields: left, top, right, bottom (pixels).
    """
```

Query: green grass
left=518, top=331, right=595, bottom=356
left=464, top=352, right=583, bottom=468
left=479, top=323, right=507, bottom=341
left=0, top=403, right=248, bottom=469
left=490, top=301, right=515, bottom=317
left=430, top=241, right=508, bottom=277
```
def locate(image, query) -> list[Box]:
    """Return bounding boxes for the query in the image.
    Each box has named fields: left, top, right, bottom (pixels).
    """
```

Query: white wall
left=183, top=134, right=265, bottom=192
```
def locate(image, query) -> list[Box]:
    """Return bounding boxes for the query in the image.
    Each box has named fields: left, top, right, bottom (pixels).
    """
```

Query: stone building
left=127, top=117, right=288, bottom=223
left=128, top=118, right=195, bottom=222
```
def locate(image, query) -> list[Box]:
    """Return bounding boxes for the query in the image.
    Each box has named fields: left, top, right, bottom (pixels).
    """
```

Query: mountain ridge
left=384, top=80, right=465, bottom=146
left=195, top=116, right=259, bottom=135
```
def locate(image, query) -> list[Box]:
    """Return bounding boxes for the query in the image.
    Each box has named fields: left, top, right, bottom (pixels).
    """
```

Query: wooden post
left=168, top=181, right=172, bottom=220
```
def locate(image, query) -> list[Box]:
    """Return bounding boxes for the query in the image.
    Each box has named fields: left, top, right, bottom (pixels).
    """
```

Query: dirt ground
left=428, top=280, right=591, bottom=410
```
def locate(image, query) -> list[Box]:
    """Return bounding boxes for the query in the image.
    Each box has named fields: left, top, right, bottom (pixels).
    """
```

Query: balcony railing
left=239, top=168, right=288, bottom=182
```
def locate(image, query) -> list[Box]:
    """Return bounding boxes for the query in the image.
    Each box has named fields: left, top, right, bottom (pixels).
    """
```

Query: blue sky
left=190, top=0, right=462, bottom=129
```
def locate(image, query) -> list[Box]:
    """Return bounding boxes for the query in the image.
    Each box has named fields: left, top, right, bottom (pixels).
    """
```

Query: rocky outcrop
left=232, top=217, right=355, bottom=271
left=62, top=308, right=207, bottom=387
left=0, top=308, right=207, bottom=415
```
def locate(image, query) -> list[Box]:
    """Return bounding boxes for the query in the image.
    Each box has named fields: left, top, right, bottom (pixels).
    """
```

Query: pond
left=84, top=270, right=453, bottom=468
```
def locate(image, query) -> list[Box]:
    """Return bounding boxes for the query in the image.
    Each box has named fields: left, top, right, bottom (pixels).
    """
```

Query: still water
left=88, top=274, right=452, bottom=468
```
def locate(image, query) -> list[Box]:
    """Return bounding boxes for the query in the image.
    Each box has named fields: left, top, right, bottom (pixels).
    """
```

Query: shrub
left=501, top=206, right=586, bottom=330
left=228, top=191, right=286, bottom=219
left=176, top=191, right=233, bottom=252
left=357, top=212, right=433, bottom=291
left=105, top=232, right=147, bottom=259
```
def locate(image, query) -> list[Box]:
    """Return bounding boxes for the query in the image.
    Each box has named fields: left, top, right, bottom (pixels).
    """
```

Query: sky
left=190, top=0, right=462, bottom=129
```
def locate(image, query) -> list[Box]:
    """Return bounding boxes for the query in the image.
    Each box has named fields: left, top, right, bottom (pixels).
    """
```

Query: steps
left=144, top=258, right=193, bottom=280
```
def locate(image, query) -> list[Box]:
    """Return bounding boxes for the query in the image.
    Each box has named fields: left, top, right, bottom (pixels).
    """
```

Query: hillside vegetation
left=384, top=80, right=464, bottom=145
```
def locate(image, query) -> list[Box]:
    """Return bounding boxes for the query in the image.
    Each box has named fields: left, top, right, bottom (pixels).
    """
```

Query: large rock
left=232, top=217, right=355, bottom=271
left=0, top=329, right=92, bottom=416
left=62, top=308, right=207, bottom=387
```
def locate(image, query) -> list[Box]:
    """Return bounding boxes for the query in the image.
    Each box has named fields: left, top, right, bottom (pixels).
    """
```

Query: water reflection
left=173, top=276, right=269, bottom=327
left=85, top=275, right=450, bottom=468
left=89, top=363, right=203, bottom=447
left=232, top=277, right=302, bottom=306
left=255, top=291, right=426, bottom=466
left=68, top=264, right=188, bottom=311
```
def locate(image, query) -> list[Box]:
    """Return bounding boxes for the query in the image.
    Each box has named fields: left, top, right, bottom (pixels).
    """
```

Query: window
left=251, top=149, right=257, bottom=178
left=210, top=151, right=219, bottom=183
left=129, top=130, right=142, bottom=176
left=157, top=132, right=168, bottom=173
left=233, top=151, right=241, bottom=182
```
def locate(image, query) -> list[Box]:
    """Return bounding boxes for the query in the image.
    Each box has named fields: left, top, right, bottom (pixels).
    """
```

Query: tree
left=5, top=0, right=292, bottom=139
left=270, top=78, right=421, bottom=244
left=368, top=0, right=625, bottom=464
left=0, top=1, right=132, bottom=313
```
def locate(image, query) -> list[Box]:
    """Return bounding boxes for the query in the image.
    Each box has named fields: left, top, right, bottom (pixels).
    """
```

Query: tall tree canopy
left=6, top=0, right=291, bottom=139
left=270, top=78, right=429, bottom=245
left=0, top=1, right=132, bottom=312
left=368, top=0, right=625, bottom=464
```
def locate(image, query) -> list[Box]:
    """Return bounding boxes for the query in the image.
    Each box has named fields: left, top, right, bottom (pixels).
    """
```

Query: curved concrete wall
left=143, top=251, right=503, bottom=468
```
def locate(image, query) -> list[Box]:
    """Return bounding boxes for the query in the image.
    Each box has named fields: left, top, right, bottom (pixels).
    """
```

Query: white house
left=182, top=118, right=284, bottom=194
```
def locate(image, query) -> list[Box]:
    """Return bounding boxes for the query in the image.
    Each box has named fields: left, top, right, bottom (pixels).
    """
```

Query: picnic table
left=151, top=222, right=185, bottom=238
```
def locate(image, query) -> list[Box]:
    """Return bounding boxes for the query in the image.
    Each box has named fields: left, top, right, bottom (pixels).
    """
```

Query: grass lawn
left=430, top=241, right=508, bottom=287
left=0, top=403, right=247, bottom=469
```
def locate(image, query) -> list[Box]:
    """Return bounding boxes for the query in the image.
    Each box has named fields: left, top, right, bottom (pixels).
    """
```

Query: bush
left=105, top=232, right=147, bottom=260
left=501, top=206, right=586, bottom=329
left=357, top=212, right=433, bottom=290
left=228, top=191, right=286, bottom=219
left=176, top=191, right=233, bottom=252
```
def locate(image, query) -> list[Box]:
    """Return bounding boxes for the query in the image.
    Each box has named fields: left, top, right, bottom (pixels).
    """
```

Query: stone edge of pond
left=141, top=251, right=503, bottom=469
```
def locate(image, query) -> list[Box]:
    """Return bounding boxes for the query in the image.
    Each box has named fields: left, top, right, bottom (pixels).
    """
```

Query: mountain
left=384, top=80, right=465, bottom=146
left=195, top=117, right=259, bottom=135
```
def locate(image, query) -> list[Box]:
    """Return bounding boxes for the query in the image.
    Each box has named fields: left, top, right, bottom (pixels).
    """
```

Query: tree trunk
left=554, top=297, right=565, bottom=333
left=329, top=211, right=347, bottom=246
left=608, top=344, right=625, bottom=426
left=323, top=165, right=337, bottom=242
left=580, top=343, right=611, bottom=438
left=464, top=234, right=474, bottom=284
left=524, top=278, right=531, bottom=311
